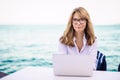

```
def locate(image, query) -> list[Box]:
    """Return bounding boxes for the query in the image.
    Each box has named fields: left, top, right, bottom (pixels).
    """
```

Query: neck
left=75, top=32, right=84, bottom=40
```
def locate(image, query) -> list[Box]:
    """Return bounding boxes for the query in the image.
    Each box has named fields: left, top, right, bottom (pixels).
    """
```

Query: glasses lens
left=80, top=19, right=86, bottom=23
left=73, top=18, right=86, bottom=24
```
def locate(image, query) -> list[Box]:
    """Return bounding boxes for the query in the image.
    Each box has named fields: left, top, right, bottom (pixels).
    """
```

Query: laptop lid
left=52, top=54, right=94, bottom=77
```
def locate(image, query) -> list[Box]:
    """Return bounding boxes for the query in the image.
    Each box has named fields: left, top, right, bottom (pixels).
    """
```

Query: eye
left=73, top=18, right=78, bottom=21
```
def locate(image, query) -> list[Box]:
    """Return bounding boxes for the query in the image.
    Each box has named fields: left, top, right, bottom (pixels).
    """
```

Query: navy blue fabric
left=118, top=64, right=120, bottom=72
left=0, top=72, right=8, bottom=78
left=96, top=51, right=107, bottom=71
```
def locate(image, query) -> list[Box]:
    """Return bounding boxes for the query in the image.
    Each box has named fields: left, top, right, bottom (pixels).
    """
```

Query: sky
left=0, top=0, right=120, bottom=25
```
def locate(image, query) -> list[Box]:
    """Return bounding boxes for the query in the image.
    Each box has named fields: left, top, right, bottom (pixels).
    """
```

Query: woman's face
left=72, top=12, right=86, bottom=33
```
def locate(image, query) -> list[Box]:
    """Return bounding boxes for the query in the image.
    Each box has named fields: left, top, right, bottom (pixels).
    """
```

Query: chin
left=75, top=28, right=83, bottom=32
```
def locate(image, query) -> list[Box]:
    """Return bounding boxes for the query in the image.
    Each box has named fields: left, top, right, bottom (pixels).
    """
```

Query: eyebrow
left=73, top=18, right=86, bottom=20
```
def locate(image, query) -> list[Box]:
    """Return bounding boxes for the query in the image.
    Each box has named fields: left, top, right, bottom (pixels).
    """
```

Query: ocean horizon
left=0, top=24, right=120, bottom=74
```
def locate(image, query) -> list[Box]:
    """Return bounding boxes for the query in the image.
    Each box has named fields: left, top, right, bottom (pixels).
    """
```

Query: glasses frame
left=72, top=18, right=86, bottom=24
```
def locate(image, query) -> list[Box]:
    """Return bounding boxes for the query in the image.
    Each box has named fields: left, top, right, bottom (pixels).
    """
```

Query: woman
left=58, top=7, right=97, bottom=70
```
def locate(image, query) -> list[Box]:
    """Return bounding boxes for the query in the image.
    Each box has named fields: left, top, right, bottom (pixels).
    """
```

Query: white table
left=0, top=67, right=120, bottom=80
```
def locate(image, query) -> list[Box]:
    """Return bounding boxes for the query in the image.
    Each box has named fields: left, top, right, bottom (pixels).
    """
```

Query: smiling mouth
left=76, top=27, right=83, bottom=28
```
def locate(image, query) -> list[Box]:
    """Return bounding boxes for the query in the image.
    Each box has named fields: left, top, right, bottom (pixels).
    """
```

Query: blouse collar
left=73, top=34, right=87, bottom=46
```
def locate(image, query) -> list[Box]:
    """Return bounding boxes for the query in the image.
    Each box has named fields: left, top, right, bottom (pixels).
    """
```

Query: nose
left=76, top=21, right=81, bottom=25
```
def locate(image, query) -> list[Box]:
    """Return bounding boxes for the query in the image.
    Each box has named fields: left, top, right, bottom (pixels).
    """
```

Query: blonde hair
left=60, top=7, right=96, bottom=46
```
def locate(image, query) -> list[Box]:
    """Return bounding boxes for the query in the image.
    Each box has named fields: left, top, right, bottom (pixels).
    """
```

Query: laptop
left=52, top=54, right=94, bottom=77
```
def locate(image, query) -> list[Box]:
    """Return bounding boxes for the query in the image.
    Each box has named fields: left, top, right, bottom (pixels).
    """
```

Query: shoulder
left=88, top=38, right=97, bottom=48
left=58, top=41, right=67, bottom=47
left=94, top=38, right=97, bottom=45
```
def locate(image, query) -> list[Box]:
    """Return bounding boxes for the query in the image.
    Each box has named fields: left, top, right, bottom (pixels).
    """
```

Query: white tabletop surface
left=0, top=67, right=120, bottom=80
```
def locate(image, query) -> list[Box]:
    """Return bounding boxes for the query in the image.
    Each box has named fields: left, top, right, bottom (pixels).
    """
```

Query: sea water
left=0, top=24, right=120, bottom=74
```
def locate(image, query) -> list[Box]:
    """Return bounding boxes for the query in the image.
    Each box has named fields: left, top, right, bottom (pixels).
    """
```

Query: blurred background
left=0, top=0, right=120, bottom=74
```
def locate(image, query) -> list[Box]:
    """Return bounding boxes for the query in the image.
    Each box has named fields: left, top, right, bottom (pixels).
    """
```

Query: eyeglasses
left=72, top=18, right=86, bottom=24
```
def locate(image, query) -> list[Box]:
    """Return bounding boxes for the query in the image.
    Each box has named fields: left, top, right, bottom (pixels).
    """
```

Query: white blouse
left=58, top=35, right=97, bottom=70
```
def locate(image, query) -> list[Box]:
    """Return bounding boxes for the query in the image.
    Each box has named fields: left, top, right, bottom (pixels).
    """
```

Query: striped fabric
left=96, top=51, right=107, bottom=71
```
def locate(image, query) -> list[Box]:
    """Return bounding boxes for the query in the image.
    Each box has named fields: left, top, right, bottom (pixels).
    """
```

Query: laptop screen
left=53, top=54, right=94, bottom=77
